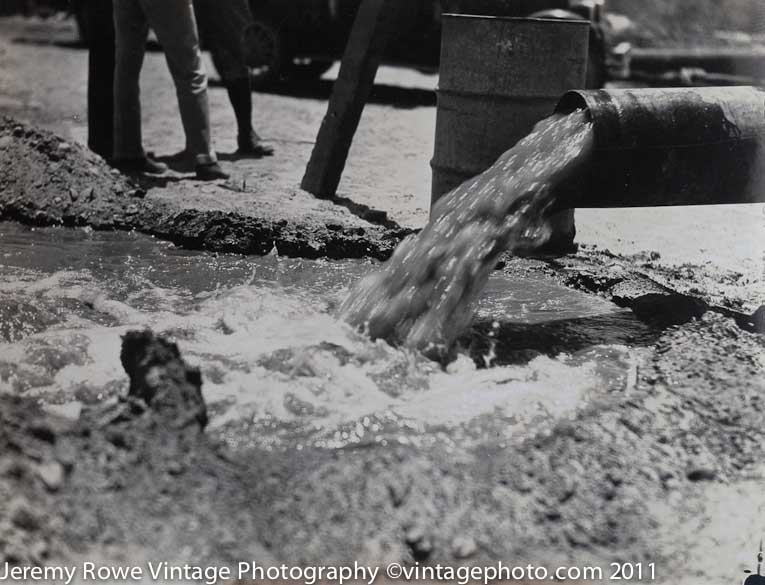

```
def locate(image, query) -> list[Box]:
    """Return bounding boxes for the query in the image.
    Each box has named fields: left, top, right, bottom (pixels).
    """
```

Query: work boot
left=112, top=154, right=168, bottom=175
left=237, top=132, right=274, bottom=158
left=196, top=161, right=230, bottom=181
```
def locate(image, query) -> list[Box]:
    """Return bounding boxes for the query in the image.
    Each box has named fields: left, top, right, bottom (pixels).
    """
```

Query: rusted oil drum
left=430, top=14, right=589, bottom=204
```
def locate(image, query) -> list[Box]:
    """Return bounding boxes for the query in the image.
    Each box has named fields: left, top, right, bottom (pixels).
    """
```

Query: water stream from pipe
left=0, top=110, right=652, bottom=453
left=0, top=224, right=643, bottom=452
left=340, top=111, right=594, bottom=357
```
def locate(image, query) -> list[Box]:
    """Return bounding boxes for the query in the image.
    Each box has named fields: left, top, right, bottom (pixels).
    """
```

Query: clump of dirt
left=0, top=117, right=405, bottom=259
left=120, top=330, right=207, bottom=430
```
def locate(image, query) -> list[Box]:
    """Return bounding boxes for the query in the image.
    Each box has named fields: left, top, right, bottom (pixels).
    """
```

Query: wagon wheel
left=242, top=16, right=288, bottom=87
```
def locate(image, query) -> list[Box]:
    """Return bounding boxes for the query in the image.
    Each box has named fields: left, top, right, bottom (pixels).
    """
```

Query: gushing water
left=0, top=109, right=639, bottom=454
left=0, top=216, right=642, bottom=451
left=340, top=111, right=594, bottom=356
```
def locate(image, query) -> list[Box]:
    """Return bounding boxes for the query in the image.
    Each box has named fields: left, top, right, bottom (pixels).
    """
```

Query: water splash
left=0, top=222, right=641, bottom=451
left=340, top=111, right=594, bottom=357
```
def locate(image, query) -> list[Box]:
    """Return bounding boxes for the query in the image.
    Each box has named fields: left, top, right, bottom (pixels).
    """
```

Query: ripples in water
left=0, top=220, right=646, bottom=452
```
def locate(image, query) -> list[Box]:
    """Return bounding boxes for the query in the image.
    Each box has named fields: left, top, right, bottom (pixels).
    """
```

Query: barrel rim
left=441, top=13, right=590, bottom=26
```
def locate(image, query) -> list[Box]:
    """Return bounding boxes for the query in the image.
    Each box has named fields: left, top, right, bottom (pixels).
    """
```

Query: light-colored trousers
left=113, top=0, right=216, bottom=164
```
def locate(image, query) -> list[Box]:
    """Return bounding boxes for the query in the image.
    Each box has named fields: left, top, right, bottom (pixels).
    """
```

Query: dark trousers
left=86, top=0, right=115, bottom=159
left=193, top=0, right=252, bottom=82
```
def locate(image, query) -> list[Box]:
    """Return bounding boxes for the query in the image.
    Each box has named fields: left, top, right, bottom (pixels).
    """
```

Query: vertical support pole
left=301, top=0, right=407, bottom=198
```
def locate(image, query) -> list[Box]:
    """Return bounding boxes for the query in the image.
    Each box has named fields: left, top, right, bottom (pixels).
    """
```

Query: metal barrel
left=555, top=86, right=765, bottom=207
left=430, top=14, right=590, bottom=205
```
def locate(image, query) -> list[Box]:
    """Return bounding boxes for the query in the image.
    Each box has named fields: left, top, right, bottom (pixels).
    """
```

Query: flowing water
left=0, top=110, right=649, bottom=454
left=341, top=111, right=593, bottom=356
left=0, top=109, right=654, bottom=455
left=0, top=216, right=647, bottom=452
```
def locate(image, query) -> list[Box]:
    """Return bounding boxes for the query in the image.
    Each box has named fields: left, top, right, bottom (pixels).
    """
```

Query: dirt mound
left=0, top=117, right=406, bottom=259
left=0, top=116, right=139, bottom=227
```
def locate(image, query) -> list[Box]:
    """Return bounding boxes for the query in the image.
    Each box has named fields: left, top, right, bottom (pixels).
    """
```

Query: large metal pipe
left=555, top=86, right=765, bottom=207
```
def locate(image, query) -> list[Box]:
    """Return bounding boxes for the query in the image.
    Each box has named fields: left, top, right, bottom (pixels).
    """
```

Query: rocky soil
left=0, top=311, right=762, bottom=583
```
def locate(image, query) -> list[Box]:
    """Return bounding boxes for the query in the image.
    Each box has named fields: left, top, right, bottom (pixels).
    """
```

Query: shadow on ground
left=209, top=77, right=437, bottom=109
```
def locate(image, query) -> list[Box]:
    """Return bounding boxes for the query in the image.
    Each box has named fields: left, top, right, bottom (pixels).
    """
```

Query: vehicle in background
left=0, top=0, right=67, bottom=17
left=243, top=0, right=610, bottom=87
left=65, top=0, right=612, bottom=88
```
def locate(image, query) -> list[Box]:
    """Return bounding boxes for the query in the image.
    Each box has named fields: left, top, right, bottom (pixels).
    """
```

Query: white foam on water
left=0, top=211, right=635, bottom=450
left=0, top=269, right=620, bottom=448
left=340, top=111, right=594, bottom=353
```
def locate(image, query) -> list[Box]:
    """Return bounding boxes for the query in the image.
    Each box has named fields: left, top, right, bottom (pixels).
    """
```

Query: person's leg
left=112, top=0, right=149, bottom=161
left=226, top=77, right=273, bottom=156
left=200, top=0, right=273, bottom=156
left=86, top=0, right=115, bottom=159
left=138, top=0, right=221, bottom=170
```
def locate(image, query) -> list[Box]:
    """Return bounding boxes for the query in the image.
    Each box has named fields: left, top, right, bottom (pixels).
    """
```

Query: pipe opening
left=555, top=91, right=589, bottom=115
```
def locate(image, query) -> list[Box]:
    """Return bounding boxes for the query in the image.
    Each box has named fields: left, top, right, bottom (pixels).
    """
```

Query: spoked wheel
left=242, top=16, right=287, bottom=87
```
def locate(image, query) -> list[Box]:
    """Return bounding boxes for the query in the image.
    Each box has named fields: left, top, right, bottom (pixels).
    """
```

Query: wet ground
left=1, top=221, right=762, bottom=585
left=0, top=13, right=763, bottom=585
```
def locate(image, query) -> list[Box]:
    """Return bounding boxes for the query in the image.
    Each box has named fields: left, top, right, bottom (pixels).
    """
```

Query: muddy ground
left=1, top=292, right=762, bottom=584
left=0, top=10, right=763, bottom=585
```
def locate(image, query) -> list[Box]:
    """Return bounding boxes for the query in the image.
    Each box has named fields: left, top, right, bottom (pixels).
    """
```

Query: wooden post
left=301, top=0, right=407, bottom=198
